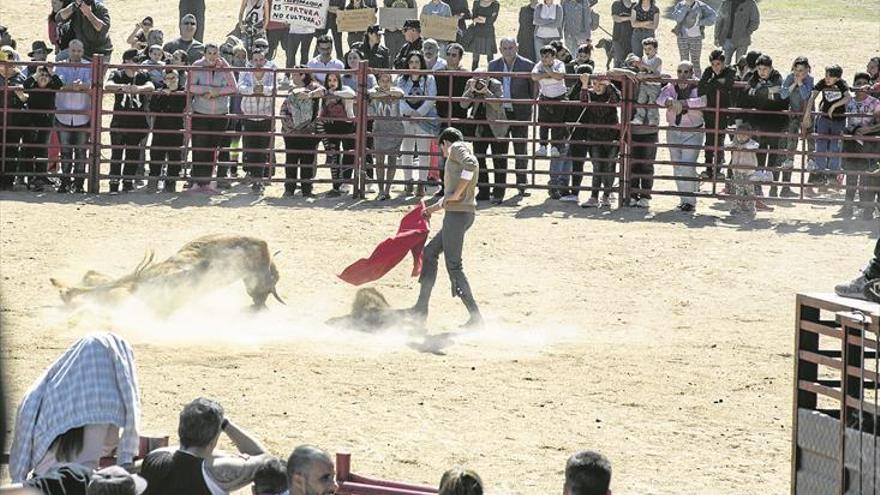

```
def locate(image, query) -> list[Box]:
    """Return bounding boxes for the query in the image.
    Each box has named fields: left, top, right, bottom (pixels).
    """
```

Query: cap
left=402, top=19, right=421, bottom=31
left=254, top=37, right=269, bottom=48
left=29, top=40, right=53, bottom=57
left=87, top=467, right=148, bottom=495
left=181, top=14, right=197, bottom=24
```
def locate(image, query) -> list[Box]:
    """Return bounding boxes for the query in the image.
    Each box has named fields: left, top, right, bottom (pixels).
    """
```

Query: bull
left=50, top=234, right=284, bottom=316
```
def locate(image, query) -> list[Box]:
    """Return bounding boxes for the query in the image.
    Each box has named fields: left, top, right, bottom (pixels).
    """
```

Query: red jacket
left=338, top=204, right=429, bottom=286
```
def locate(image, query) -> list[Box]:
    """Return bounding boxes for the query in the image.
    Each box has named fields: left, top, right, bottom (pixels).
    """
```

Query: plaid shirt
left=10, top=333, right=141, bottom=482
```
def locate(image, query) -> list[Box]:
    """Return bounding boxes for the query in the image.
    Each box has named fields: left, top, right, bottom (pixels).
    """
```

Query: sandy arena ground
left=1, top=0, right=880, bottom=493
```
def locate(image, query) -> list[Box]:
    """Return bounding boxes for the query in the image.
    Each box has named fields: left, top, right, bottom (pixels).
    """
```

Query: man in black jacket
left=55, top=0, right=112, bottom=60
left=393, top=19, right=423, bottom=69
left=487, top=37, right=535, bottom=198
left=741, top=54, right=788, bottom=201
left=698, top=48, right=736, bottom=179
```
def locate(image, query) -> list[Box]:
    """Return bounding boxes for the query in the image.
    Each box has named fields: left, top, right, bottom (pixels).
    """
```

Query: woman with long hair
left=280, top=67, right=325, bottom=197
left=318, top=72, right=357, bottom=196
left=397, top=51, right=439, bottom=197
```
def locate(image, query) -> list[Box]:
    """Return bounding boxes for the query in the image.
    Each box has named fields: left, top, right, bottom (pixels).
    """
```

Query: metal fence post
left=353, top=60, right=369, bottom=199
left=619, top=76, right=633, bottom=207
left=88, top=55, right=105, bottom=194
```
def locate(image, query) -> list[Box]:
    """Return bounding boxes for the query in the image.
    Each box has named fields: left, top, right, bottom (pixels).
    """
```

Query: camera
left=474, top=78, right=487, bottom=92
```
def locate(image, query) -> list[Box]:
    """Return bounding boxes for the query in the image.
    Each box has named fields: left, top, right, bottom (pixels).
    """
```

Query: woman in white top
left=532, top=0, right=563, bottom=63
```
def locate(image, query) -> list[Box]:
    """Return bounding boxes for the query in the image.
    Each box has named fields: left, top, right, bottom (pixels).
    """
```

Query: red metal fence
left=2, top=56, right=878, bottom=215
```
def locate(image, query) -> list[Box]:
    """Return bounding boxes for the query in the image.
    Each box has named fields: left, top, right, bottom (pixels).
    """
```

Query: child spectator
left=368, top=72, right=405, bottom=200
left=778, top=56, right=813, bottom=198
left=252, top=457, right=288, bottom=495
left=22, top=66, right=63, bottom=192
left=438, top=467, right=483, bottom=495
left=576, top=72, right=621, bottom=209
left=803, top=64, right=852, bottom=194
left=698, top=48, right=736, bottom=180
left=741, top=54, right=786, bottom=205
left=142, top=45, right=166, bottom=86
left=531, top=45, right=568, bottom=157
left=614, top=37, right=662, bottom=127
left=837, top=71, right=880, bottom=220
left=727, top=121, right=760, bottom=216
left=149, top=69, right=187, bottom=192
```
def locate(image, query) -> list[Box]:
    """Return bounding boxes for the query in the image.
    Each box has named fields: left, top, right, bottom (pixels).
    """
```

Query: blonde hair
left=438, top=468, right=483, bottom=495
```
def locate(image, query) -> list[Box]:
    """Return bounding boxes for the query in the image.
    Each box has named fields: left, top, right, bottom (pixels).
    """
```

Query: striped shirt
left=239, top=60, right=277, bottom=119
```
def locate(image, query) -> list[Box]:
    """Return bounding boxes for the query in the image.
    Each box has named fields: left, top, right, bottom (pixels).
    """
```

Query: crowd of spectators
left=0, top=0, right=879, bottom=218
left=1, top=333, right=615, bottom=495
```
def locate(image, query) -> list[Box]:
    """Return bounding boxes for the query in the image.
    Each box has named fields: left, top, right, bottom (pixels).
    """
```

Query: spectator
left=393, top=19, right=424, bottom=70
left=24, top=41, right=53, bottom=78
left=670, top=0, right=716, bottom=73
left=218, top=40, right=249, bottom=184
left=741, top=49, right=761, bottom=82
left=265, top=1, right=289, bottom=61
left=0, top=47, right=27, bottom=191
left=164, top=14, right=205, bottom=66
left=778, top=56, right=813, bottom=197
left=126, top=16, right=154, bottom=50
left=22, top=66, right=63, bottom=192
left=397, top=51, right=438, bottom=197
left=285, top=14, right=317, bottom=68
left=561, top=0, right=595, bottom=56
left=435, top=42, right=470, bottom=127
left=488, top=37, right=533, bottom=196
left=252, top=457, right=288, bottom=495
left=610, top=37, right=661, bottom=128
left=532, top=0, right=563, bottom=62
left=573, top=72, right=621, bottom=208
left=352, top=25, right=391, bottom=69
left=549, top=40, right=575, bottom=88
left=714, top=0, right=759, bottom=67
left=179, top=0, right=206, bottom=42
left=307, top=34, right=344, bottom=85
left=382, top=0, right=416, bottom=59
left=142, top=45, right=167, bottom=86
left=104, top=48, right=154, bottom=193
left=15, top=463, right=92, bottom=495
left=54, top=0, right=112, bottom=60
left=516, top=0, right=538, bottom=63
left=629, top=0, right=659, bottom=58
left=698, top=48, right=736, bottom=180
left=563, top=450, right=612, bottom=495
left=53, top=39, right=92, bottom=194
left=446, top=0, right=471, bottom=45
left=741, top=54, right=787, bottom=205
left=572, top=43, right=595, bottom=74
left=868, top=56, right=880, bottom=96
left=140, top=398, right=270, bottom=495
left=318, top=72, right=356, bottom=197
left=321, top=0, right=347, bottom=60
left=422, top=39, right=447, bottom=71
left=420, top=0, right=452, bottom=53
left=803, top=64, right=851, bottom=195
left=368, top=72, right=405, bottom=200
left=238, top=0, right=270, bottom=55
left=532, top=45, right=567, bottom=158
left=285, top=446, right=337, bottom=495
left=279, top=66, right=324, bottom=198
left=341, top=48, right=376, bottom=190
left=656, top=60, right=706, bottom=212
left=726, top=120, right=760, bottom=216
left=170, top=49, right=189, bottom=87
left=344, top=0, right=377, bottom=50
left=461, top=73, right=505, bottom=203
left=189, top=43, right=238, bottom=193
left=467, top=0, right=499, bottom=70
left=9, top=333, right=140, bottom=483
left=149, top=70, right=187, bottom=193
left=88, top=466, right=149, bottom=495
left=837, top=71, right=880, bottom=220
left=610, top=0, right=633, bottom=68
left=238, top=48, right=276, bottom=194
left=438, top=468, right=483, bottom=495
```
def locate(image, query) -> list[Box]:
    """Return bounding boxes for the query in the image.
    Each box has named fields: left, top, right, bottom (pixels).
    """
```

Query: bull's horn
left=271, top=288, right=286, bottom=305
left=272, top=250, right=282, bottom=258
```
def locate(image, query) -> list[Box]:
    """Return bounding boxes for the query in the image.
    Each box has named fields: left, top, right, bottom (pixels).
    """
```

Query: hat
left=402, top=19, right=421, bottom=31
left=87, top=467, right=148, bottom=495
left=29, top=40, right=53, bottom=57
left=181, top=14, right=197, bottom=24
left=254, top=37, right=269, bottom=48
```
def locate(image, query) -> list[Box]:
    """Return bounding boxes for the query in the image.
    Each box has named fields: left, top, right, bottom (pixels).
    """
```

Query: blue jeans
left=667, top=127, right=704, bottom=205
left=57, top=122, right=90, bottom=189
left=721, top=39, right=749, bottom=67
left=813, top=116, right=845, bottom=172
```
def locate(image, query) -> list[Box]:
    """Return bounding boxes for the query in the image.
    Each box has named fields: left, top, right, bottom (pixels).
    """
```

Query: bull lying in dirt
left=326, top=288, right=419, bottom=332
left=51, top=234, right=284, bottom=316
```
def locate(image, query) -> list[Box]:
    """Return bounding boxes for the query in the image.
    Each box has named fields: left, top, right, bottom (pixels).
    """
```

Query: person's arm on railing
left=826, top=91, right=852, bottom=120
left=238, top=70, right=255, bottom=95
left=414, top=76, right=437, bottom=116
left=801, top=89, right=819, bottom=128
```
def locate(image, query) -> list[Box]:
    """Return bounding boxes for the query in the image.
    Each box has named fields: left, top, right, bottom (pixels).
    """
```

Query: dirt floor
left=2, top=0, right=880, bottom=493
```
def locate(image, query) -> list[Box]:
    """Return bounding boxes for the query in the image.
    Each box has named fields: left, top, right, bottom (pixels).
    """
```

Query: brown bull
left=51, top=235, right=284, bottom=316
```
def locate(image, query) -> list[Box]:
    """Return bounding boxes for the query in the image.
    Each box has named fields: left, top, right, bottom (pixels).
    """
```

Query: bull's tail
left=133, top=250, right=156, bottom=277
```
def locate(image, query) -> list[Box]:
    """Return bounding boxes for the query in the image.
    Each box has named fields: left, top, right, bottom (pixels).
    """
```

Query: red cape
left=338, top=203, right=430, bottom=286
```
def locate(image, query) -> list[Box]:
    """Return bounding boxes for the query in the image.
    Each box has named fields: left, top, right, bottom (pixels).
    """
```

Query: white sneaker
left=631, top=115, right=644, bottom=126
left=637, top=198, right=650, bottom=208
left=549, top=146, right=560, bottom=157
left=581, top=197, right=599, bottom=208
left=367, top=183, right=378, bottom=194
left=536, top=145, right=548, bottom=156
left=560, top=194, right=579, bottom=202
left=600, top=195, right=611, bottom=208
left=340, top=184, right=352, bottom=194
